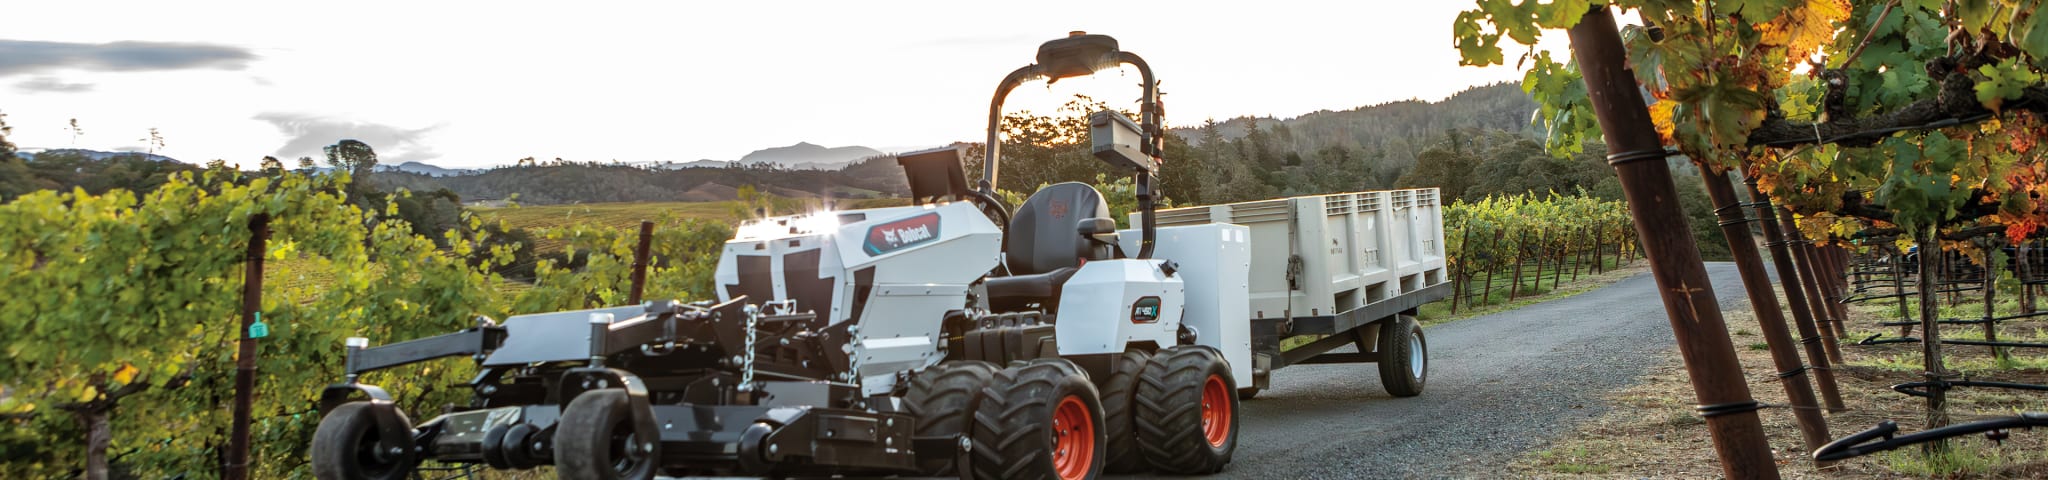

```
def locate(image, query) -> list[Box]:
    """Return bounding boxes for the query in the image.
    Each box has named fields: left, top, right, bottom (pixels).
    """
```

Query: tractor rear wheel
left=968, top=358, right=1105, bottom=480
left=311, top=401, right=415, bottom=480
left=906, top=360, right=999, bottom=476
left=1099, top=350, right=1152, bottom=473
left=1376, top=314, right=1428, bottom=397
left=1134, top=346, right=1237, bottom=474
left=555, top=389, right=659, bottom=480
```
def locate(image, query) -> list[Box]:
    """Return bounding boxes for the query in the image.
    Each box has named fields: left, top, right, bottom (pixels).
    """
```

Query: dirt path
left=1122, top=262, right=1750, bottom=480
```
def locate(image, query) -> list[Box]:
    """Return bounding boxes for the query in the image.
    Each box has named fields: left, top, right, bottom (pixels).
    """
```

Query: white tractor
left=713, top=31, right=1242, bottom=479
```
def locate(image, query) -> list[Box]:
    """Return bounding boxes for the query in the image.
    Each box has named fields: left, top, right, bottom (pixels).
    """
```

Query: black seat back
left=1006, top=182, right=1110, bottom=275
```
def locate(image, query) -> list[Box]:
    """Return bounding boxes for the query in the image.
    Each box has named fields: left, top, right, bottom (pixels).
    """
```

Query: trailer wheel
left=311, top=401, right=415, bottom=480
left=556, top=389, right=659, bottom=480
left=969, top=358, right=1105, bottom=480
left=1134, top=346, right=1237, bottom=474
left=906, top=360, right=999, bottom=475
left=1100, top=350, right=1152, bottom=473
left=1377, top=314, right=1428, bottom=397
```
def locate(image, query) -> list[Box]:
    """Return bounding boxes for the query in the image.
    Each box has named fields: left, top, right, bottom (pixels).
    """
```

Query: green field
left=476, top=201, right=745, bottom=232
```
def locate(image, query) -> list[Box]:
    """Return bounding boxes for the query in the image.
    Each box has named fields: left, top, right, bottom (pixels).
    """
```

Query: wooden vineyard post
left=1571, top=227, right=1586, bottom=281
left=1700, top=170, right=1832, bottom=455
left=1748, top=178, right=1845, bottom=412
left=1785, top=212, right=1846, bottom=363
left=2015, top=242, right=2031, bottom=315
left=1895, top=248, right=1913, bottom=334
left=226, top=214, right=268, bottom=480
left=1592, top=222, right=1606, bottom=274
left=1480, top=230, right=1504, bottom=307
left=1510, top=231, right=1530, bottom=300
left=1916, top=230, right=1953, bottom=434
left=1981, top=239, right=2006, bottom=362
left=628, top=220, right=654, bottom=304
left=1551, top=233, right=1567, bottom=288
left=1451, top=226, right=1474, bottom=314
left=1568, top=7, right=1781, bottom=478
left=2022, top=242, right=2036, bottom=315
left=1820, top=243, right=1852, bottom=331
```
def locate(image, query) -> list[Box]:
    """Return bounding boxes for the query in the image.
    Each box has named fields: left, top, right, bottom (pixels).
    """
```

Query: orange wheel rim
left=1051, top=395, right=1095, bottom=480
left=1200, top=374, right=1232, bottom=448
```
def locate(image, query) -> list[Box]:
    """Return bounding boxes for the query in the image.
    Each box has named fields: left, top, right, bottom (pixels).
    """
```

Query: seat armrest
left=1078, top=217, right=1117, bottom=236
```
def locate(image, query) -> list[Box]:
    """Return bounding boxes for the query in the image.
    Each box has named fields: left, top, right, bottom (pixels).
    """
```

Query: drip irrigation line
left=1891, top=380, right=2048, bottom=398
left=1873, top=310, right=2048, bottom=327
left=1853, top=334, right=2048, bottom=349
left=1815, top=414, right=2048, bottom=462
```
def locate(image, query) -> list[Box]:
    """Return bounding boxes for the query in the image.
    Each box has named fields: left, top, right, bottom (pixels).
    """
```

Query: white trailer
left=1142, top=188, right=1451, bottom=398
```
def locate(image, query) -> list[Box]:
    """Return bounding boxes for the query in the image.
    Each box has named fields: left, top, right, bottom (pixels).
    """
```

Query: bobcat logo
left=1049, top=199, right=1069, bottom=219
left=863, top=213, right=942, bottom=256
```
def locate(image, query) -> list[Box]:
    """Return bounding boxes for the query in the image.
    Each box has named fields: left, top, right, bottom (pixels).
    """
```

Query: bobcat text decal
left=863, top=212, right=941, bottom=256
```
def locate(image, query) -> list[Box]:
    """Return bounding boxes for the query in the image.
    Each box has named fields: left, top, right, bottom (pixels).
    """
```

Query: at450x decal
left=863, top=212, right=941, bottom=256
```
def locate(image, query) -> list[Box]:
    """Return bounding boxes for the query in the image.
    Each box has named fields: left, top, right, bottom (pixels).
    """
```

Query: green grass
left=1417, top=255, right=1642, bottom=327
left=1878, top=442, right=2041, bottom=477
left=1534, top=444, right=1616, bottom=474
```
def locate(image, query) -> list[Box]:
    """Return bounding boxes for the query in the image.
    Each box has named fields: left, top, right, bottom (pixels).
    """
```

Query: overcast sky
left=1, top=1, right=1580, bottom=168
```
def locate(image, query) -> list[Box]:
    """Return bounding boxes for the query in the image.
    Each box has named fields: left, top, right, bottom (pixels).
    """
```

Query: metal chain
left=741, top=304, right=759, bottom=390
left=846, top=324, right=863, bottom=388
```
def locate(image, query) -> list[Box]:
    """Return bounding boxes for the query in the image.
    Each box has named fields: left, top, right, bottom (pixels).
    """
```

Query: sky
left=1, top=1, right=1583, bottom=169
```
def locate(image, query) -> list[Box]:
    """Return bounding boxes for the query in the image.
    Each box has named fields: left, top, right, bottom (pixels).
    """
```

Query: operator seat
left=985, top=182, right=1118, bottom=312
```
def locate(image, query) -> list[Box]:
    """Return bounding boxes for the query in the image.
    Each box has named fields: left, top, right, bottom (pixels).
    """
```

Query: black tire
left=1135, top=346, right=1238, bottom=474
left=1100, top=350, right=1152, bottom=473
left=556, top=389, right=659, bottom=480
left=501, top=423, right=543, bottom=469
left=1377, top=314, right=1428, bottom=397
left=906, top=360, right=999, bottom=476
left=311, top=401, right=415, bottom=480
left=969, top=358, right=1106, bottom=480
left=481, top=424, right=513, bottom=469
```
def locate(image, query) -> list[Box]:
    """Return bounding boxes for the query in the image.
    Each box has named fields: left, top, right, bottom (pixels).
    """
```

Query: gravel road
left=1123, top=262, right=1751, bottom=480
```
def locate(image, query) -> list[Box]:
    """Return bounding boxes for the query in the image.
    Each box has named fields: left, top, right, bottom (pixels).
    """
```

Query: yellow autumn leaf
left=112, top=363, right=138, bottom=385
left=1759, top=0, right=1850, bottom=67
left=74, top=384, right=98, bottom=403
left=1650, top=100, right=1680, bottom=145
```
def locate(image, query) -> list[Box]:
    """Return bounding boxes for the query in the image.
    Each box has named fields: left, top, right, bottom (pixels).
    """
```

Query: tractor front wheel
left=906, top=360, right=1000, bottom=476
left=968, top=358, right=1105, bottom=480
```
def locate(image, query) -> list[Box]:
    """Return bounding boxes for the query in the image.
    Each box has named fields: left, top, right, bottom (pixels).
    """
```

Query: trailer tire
left=556, top=389, right=659, bottom=480
left=1134, top=346, right=1237, bottom=474
left=311, top=401, right=414, bottom=480
left=1377, top=314, right=1428, bottom=397
left=1100, top=350, right=1152, bottom=473
left=906, top=360, right=999, bottom=476
left=969, top=358, right=1105, bottom=480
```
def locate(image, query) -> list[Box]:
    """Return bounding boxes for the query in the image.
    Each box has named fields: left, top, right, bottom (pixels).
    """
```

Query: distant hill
left=376, top=161, right=478, bottom=177
left=739, top=142, right=884, bottom=170
left=1171, top=82, right=1539, bottom=166
left=370, top=162, right=908, bottom=205
left=16, top=148, right=181, bottom=164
